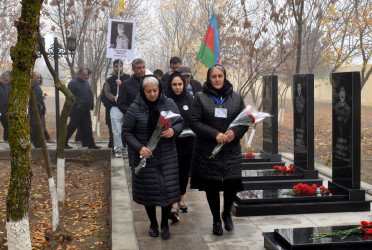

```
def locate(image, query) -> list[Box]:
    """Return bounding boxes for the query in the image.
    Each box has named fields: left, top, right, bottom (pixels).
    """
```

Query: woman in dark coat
left=122, top=75, right=184, bottom=240
left=189, top=64, right=249, bottom=236
left=166, top=72, right=195, bottom=221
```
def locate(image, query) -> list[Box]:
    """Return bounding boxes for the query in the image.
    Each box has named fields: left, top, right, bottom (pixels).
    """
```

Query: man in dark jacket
left=104, top=59, right=130, bottom=157
left=117, top=58, right=146, bottom=115
left=29, top=72, right=47, bottom=148
left=160, top=56, right=182, bottom=93
left=117, top=58, right=146, bottom=165
left=178, top=65, right=202, bottom=96
left=65, top=68, right=101, bottom=149
left=0, top=72, right=10, bottom=141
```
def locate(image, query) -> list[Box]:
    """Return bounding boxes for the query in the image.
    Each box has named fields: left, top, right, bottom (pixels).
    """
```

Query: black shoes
left=160, top=226, right=170, bottom=240
left=148, top=225, right=159, bottom=237
left=222, top=212, right=234, bottom=231
left=168, top=211, right=179, bottom=222
left=88, top=144, right=101, bottom=149
left=65, top=144, right=73, bottom=149
left=169, top=204, right=180, bottom=222
left=213, top=221, right=223, bottom=236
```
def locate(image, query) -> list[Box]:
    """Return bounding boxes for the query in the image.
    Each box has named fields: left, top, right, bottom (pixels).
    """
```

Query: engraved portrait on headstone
left=262, top=80, right=272, bottom=130
left=294, top=77, right=305, bottom=150
left=334, top=79, right=351, bottom=139
left=295, top=79, right=305, bottom=114
left=333, top=77, right=352, bottom=164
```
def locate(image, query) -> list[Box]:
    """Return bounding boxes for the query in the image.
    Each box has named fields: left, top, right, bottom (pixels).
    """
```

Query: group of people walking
left=119, top=58, right=249, bottom=240
left=0, top=70, right=53, bottom=147
left=0, top=57, right=250, bottom=241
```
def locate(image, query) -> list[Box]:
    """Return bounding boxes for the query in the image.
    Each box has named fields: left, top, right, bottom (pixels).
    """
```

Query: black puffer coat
left=190, top=81, right=248, bottom=182
left=122, top=94, right=184, bottom=206
left=172, top=92, right=194, bottom=157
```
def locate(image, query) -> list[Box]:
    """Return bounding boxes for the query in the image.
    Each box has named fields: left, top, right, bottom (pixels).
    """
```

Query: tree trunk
left=295, top=1, right=304, bottom=74
left=30, top=87, right=59, bottom=231
left=37, top=33, right=75, bottom=203
left=6, top=1, right=43, bottom=249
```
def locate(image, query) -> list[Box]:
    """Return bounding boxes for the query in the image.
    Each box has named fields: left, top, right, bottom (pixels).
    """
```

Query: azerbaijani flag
left=197, top=10, right=221, bottom=68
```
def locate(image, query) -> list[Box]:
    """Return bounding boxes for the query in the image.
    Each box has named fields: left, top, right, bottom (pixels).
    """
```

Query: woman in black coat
left=189, top=64, right=249, bottom=236
left=166, top=72, right=195, bottom=221
left=122, top=75, right=184, bottom=240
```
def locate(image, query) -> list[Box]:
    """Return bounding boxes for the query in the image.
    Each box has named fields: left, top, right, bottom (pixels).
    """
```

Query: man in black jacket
left=178, top=65, right=202, bottom=96
left=0, top=72, right=10, bottom=141
left=117, top=58, right=146, bottom=165
left=65, top=68, right=100, bottom=149
left=104, top=59, right=130, bottom=157
left=117, top=58, right=146, bottom=115
left=29, top=72, right=47, bottom=148
left=160, top=56, right=182, bottom=93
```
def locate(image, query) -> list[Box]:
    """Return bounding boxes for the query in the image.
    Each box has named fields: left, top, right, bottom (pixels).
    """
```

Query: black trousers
left=205, top=189, right=237, bottom=223
left=105, top=108, right=113, bottom=148
left=30, top=114, right=41, bottom=148
left=0, top=114, right=8, bottom=141
left=145, top=205, right=172, bottom=228
left=66, top=108, right=95, bottom=147
left=178, top=155, right=192, bottom=195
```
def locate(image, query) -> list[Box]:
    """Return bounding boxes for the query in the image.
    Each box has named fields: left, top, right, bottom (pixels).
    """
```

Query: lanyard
left=212, top=96, right=227, bottom=106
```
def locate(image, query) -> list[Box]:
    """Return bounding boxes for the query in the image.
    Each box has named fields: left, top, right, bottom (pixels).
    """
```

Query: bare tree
left=0, top=0, right=20, bottom=72
left=6, top=1, right=43, bottom=248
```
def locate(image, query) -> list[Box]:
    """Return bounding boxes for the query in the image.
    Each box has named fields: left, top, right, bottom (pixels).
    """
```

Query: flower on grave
left=319, top=185, right=330, bottom=196
left=288, top=183, right=331, bottom=197
left=242, top=152, right=256, bottom=159
left=312, top=221, right=372, bottom=240
left=292, top=183, right=318, bottom=196
left=274, top=165, right=295, bottom=174
left=258, top=164, right=295, bottom=175
left=361, top=221, right=372, bottom=234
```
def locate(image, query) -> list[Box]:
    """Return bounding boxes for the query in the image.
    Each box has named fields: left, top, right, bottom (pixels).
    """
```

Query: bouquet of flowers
left=134, top=111, right=181, bottom=176
left=283, top=183, right=330, bottom=196
left=312, top=221, right=372, bottom=240
left=242, top=152, right=255, bottom=159
left=209, top=105, right=271, bottom=159
left=258, top=164, right=295, bottom=175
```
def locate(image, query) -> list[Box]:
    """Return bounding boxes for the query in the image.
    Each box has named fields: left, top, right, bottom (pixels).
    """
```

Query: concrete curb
left=111, top=157, right=138, bottom=250
left=0, top=142, right=111, bottom=161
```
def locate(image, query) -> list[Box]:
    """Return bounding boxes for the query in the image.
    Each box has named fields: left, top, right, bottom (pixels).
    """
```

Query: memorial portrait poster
left=106, top=19, right=136, bottom=59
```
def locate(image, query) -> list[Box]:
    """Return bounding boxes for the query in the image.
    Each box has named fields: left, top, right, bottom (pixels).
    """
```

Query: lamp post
left=44, top=35, right=77, bottom=142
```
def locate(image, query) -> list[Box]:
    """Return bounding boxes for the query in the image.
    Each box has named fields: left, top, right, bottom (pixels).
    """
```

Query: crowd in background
left=0, top=57, right=249, bottom=240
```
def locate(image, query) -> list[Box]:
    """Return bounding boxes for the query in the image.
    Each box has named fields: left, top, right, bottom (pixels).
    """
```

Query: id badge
left=215, top=108, right=228, bottom=118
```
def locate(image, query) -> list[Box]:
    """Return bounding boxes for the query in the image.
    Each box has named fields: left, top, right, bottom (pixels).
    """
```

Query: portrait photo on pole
left=106, top=19, right=136, bottom=59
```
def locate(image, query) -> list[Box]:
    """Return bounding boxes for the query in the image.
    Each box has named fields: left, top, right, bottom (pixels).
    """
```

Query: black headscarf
left=166, top=71, right=187, bottom=102
left=205, top=64, right=230, bottom=97
left=140, top=75, right=162, bottom=137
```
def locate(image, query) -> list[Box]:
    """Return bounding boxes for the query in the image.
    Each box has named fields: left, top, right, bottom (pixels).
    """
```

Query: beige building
left=314, top=65, right=372, bottom=107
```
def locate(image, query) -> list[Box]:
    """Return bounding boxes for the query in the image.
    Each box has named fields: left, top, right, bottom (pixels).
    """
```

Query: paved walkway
left=1, top=141, right=371, bottom=249
left=112, top=152, right=372, bottom=250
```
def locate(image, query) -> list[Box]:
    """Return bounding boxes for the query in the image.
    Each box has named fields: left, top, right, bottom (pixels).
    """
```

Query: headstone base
left=263, top=225, right=372, bottom=250
left=260, top=151, right=282, bottom=162
left=233, top=181, right=371, bottom=217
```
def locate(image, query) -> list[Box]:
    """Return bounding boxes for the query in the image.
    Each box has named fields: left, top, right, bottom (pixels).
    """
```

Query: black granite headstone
left=262, top=75, right=278, bottom=154
left=264, top=225, right=372, bottom=250
left=293, top=74, right=314, bottom=170
left=332, top=72, right=361, bottom=189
